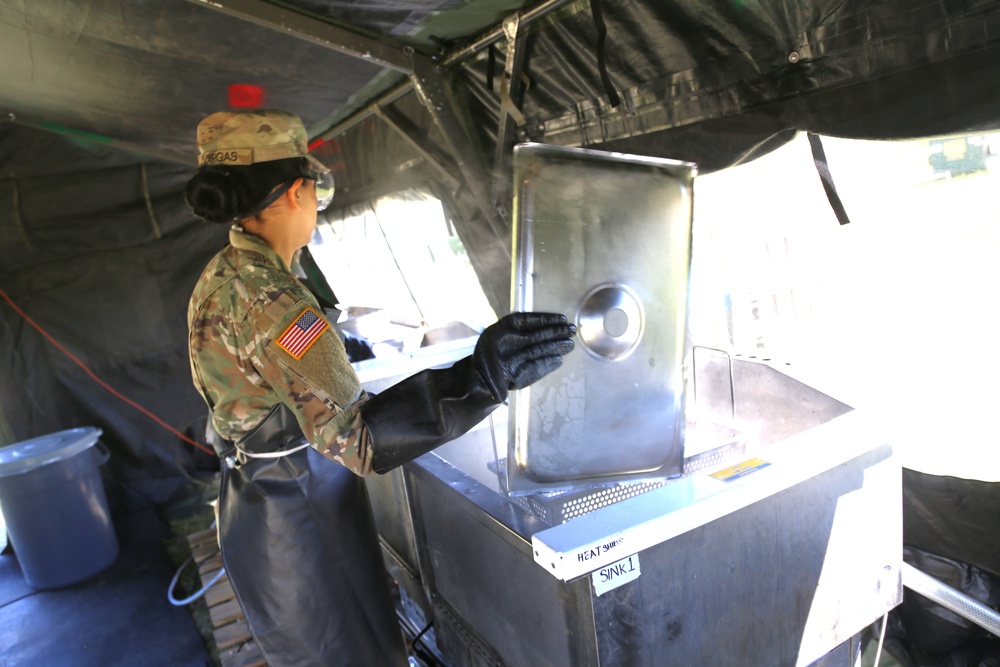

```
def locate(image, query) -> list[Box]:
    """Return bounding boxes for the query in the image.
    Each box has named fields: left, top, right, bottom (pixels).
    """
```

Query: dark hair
left=184, top=157, right=310, bottom=224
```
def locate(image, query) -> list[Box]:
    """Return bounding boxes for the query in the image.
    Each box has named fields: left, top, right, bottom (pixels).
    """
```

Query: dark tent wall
left=2, top=0, right=1000, bottom=511
left=0, top=123, right=224, bottom=509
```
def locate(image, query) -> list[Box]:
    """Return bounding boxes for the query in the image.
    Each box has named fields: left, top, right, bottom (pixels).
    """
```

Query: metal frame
left=184, top=0, right=413, bottom=72
left=490, top=14, right=531, bottom=212
left=404, top=453, right=603, bottom=667
left=187, top=0, right=575, bottom=238
left=407, top=51, right=508, bottom=245
left=372, top=104, right=461, bottom=192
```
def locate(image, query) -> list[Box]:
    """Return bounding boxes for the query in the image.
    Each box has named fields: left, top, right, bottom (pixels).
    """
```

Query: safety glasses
left=309, top=170, right=335, bottom=211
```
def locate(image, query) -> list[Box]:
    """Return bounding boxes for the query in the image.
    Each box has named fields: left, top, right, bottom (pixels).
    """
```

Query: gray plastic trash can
left=0, top=427, right=118, bottom=589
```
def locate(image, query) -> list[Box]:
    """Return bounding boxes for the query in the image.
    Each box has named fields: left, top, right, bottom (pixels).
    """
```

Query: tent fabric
left=0, top=123, right=226, bottom=509
left=890, top=470, right=1000, bottom=666
left=886, top=546, right=1000, bottom=666
left=1, top=2, right=999, bottom=659
left=0, top=0, right=998, bottom=526
left=6, top=1, right=1000, bottom=188
left=323, top=0, right=1000, bottom=309
left=902, top=469, right=1000, bottom=581
left=454, top=0, right=1000, bottom=160
left=0, top=0, right=385, bottom=163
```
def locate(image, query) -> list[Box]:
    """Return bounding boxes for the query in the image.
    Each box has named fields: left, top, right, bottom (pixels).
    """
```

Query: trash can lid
left=0, top=427, right=103, bottom=478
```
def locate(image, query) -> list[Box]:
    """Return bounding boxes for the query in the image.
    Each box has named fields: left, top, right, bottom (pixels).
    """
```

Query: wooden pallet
left=186, top=528, right=267, bottom=667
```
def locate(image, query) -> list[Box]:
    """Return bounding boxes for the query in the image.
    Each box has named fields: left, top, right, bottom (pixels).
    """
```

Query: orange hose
left=0, top=286, right=216, bottom=456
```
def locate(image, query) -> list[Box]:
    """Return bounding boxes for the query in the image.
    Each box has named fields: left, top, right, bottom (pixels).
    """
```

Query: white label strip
left=592, top=553, right=641, bottom=596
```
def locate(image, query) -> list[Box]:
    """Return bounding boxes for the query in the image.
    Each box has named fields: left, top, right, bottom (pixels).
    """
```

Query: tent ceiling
left=6, top=0, right=1000, bottom=174
left=5, top=0, right=1000, bottom=311
left=0, top=0, right=410, bottom=163
left=0, top=0, right=561, bottom=164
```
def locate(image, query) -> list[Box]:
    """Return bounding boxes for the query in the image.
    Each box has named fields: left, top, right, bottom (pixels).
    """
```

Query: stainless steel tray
left=506, top=143, right=696, bottom=494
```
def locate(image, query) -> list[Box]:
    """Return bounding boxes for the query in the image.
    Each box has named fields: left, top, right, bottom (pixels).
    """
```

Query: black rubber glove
left=472, top=312, right=577, bottom=402
left=362, top=312, right=575, bottom=473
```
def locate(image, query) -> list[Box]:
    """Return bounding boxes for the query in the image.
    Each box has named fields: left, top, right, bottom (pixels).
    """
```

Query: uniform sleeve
left=248, top=288, right=377, bottom=476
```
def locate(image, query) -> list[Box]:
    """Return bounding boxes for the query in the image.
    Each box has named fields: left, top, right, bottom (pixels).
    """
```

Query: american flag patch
left=275, top=307, right=329, bottom=359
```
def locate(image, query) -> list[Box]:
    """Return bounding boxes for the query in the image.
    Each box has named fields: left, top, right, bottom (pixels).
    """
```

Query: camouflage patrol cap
left=196, top=109, right=329, bottom=174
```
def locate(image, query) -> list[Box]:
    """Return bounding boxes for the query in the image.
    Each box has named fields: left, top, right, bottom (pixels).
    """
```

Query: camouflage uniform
left=188, top=227, right=377, bottom=474
left=186, top=110, right=409, bottom=667
left=187, top=109, right=373, bottom=472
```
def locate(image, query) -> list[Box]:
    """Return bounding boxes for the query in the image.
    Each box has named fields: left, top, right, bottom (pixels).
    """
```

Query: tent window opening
left=689, top=131, right=1000, bottom=480
left=310, top=190, right=496, bottom=358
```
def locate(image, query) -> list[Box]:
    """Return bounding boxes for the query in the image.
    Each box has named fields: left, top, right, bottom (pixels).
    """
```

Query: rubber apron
left=216, top=402, right=407, bottom=667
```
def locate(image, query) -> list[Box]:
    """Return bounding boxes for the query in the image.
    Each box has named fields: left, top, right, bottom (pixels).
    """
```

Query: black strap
left=233, top=179, right=293, bottom=222
left=590, top=0, right=621, bottom=108
left=807, top=132, right=851, bottom=225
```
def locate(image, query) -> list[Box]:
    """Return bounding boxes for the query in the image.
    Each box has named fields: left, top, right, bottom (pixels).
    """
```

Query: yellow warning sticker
left=710, top=457, right=771, bottom=482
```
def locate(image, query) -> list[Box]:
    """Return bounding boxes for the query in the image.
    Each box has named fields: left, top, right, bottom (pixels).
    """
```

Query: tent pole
left=491, top=14, right=530, bottom=212
left=316, top=0, right=577, bottom=144
left=184, top=0, right=414, bottom=73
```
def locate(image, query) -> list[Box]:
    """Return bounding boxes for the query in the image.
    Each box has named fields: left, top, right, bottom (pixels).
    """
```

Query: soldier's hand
left=472, top=312, right=576, bottom=402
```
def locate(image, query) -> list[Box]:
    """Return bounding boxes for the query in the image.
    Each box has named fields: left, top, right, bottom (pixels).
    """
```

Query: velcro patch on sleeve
left=274, top=307, right=330, bottom=359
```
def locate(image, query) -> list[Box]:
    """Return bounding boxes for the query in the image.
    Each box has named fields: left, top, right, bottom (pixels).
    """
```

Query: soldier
left=185, top=109, right=575, bottom=666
